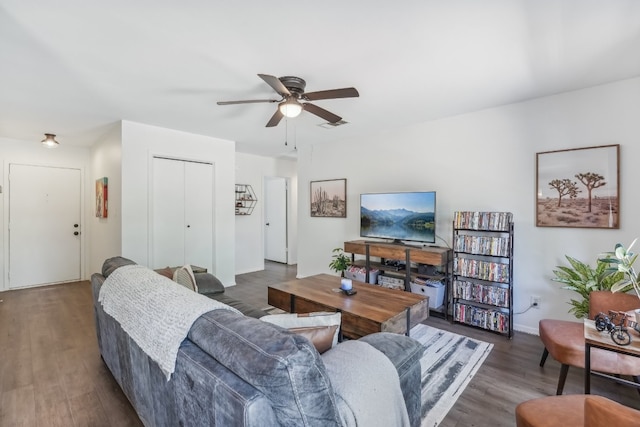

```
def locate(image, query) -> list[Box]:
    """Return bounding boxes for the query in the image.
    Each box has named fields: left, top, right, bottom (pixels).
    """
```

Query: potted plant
left=600, top=239, right=640, bottom=298
left=329, top=248, right=350, bottom=277
left=552, top=255, right=624, bottom=318
left=600, top=239, right=640, bottom=324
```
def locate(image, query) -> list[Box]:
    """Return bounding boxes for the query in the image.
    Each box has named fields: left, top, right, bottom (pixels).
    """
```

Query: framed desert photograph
left=536, top=144, right=619, bottom=228
left=310, top=179, right=347, bottom=218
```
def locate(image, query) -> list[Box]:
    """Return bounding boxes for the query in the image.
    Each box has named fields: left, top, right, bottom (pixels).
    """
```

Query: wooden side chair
left=538, top=290, right=640, bottom=394
left=516, top=394, right=640, bottom=427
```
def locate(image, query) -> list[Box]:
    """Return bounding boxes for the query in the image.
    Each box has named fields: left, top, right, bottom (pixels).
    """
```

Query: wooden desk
left=268, top=274, right=429, bottom=339
left=584, top=319, right=640, bottom=393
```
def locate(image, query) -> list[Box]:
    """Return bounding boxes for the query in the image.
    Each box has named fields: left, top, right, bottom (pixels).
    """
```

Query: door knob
left=74, top=224, right=79, bottom=228
left=74, top=231, right=79, bottom=236
left=187, top=225, right=191, bottom=228
left=266, top=223, right=270, bottom=226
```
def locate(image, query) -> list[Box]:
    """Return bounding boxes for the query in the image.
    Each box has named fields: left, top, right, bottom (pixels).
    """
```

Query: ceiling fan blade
left=304, top=87, right=359, bottom=101
left=303, top=103, right=342, bottom=123
left=217, top=99, right=280, bottom=105
left=258, top=74, right=291, bottom=97
left=266, top=109, right=284, bottom=127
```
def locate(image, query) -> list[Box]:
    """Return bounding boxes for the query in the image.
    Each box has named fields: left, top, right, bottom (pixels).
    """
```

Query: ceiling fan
left=217, top=74, right=359, bottom=127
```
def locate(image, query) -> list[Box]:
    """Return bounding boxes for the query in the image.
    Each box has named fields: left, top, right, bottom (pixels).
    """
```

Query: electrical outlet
left=531, top=296, right=541, bottom=308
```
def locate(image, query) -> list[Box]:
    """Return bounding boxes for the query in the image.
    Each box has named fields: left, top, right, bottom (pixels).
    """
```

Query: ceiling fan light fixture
left=218, top=74, right=359, bottom=127
left=279, top=98, right=302, bottom=118
left=41, top=133, right=59, bottom=148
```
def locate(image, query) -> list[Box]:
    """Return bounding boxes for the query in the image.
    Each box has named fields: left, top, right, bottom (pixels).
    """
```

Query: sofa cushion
left=102, top=256, right=137, bottom=278
left=188, top=310, right=341, bottom=427
left=194, top=272, right=226, bottom=295
left=260, top=312, right=342, bottom=353
left=208, top=293, right=267, bottom=318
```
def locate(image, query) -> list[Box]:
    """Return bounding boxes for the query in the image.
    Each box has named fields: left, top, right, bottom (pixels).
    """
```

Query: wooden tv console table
left=343, top=240, right=452, bottom=315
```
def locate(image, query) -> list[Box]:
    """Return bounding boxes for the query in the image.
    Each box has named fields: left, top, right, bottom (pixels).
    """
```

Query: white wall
left=89, top=123, right=123, bottom=275
left=0, top=137, right=92, bottom=290
left=120, top=121, right=237, bottom=285
left=235, top=152, right=297, bottom=274
left=297, top=77, right=640, bottom=334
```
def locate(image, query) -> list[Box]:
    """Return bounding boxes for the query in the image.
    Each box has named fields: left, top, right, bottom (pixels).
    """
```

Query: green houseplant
left=599, top=238, right=640, bottom=299
left=329, top=248, right=350, bottom=277
left=552, top=255, right=624, bottom=318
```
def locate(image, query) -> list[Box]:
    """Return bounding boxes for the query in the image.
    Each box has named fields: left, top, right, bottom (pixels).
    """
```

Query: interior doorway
left=264, top=176, right=288, bottom=264
left=8, top=164, right=82, bottom=289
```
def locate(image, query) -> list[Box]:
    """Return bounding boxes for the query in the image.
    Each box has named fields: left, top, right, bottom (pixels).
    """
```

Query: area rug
left=410, top=323, right=493, bottom=427
left=261, top=307, right=492, bottom=426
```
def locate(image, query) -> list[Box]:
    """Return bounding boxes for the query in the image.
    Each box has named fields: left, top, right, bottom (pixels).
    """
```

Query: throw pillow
left=193, top=272, right=226, bottom=295
left=173, top=264, right=198, bottom=292
left=288, top=325, right=338, bottom=354
left=155, top=266, right=174, bottom=280
left=260, top=312, right=341, bottom=353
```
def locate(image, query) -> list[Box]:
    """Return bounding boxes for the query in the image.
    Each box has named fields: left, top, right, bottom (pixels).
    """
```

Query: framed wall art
left=96, top=177, right=108, bottom=218
left=536, top=144, right=619, bottom=228
left=310, top=178, right=347, bottom=218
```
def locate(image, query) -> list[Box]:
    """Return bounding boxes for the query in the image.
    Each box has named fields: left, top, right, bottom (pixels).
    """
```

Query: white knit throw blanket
left=98, top=264, right=240, bottom=380
left=322, top=340, right=410, bottom=427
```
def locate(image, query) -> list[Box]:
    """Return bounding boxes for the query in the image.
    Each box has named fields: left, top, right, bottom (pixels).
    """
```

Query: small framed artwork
left=536, top=144, right=619, bottom=228
left=96, top=177, right=108, bottom=218
left=310, top=178, right=347, bottom=218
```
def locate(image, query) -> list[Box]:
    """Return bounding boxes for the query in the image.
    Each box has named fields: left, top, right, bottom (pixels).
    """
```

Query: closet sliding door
left=151, top=157, right=213, bottom=272
left=184, top=161, right=213, bottom=268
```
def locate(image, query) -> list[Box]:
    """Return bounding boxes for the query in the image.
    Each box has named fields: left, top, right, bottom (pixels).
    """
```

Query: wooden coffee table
left=267, top=274, right=429, bottom=339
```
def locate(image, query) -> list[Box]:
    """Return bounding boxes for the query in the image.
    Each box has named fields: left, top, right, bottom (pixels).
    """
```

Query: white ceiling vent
left=318, top=120, right=349, bottom=129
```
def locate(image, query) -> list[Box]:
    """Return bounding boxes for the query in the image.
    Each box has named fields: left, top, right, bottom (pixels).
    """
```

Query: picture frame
left=310, top=178, right=347, bottom=218
left=96, top=177, right=108, bottom=218
left=536, top=144, right=619, bottom=228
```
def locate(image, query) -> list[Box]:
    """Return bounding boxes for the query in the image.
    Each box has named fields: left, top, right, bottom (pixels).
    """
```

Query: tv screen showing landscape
left=360, top=191, right=436, bottom=244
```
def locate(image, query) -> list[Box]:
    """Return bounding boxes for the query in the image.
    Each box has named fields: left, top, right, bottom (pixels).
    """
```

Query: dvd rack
left=452, top=211, right=514, bottom=338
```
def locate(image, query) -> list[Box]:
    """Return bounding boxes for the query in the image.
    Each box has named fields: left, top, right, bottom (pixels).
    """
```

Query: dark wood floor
left=1, top=262, right=639, bottom=426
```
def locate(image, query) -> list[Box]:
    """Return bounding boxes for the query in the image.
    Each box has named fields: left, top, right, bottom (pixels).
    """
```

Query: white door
left=264, top=176, right=287, bottom=263
left=184, top=161, right=213, bottom=269
left=9, top=164, right=81, bottom=288
left=151, top=157, right=214, bottom=271
left=152, top=157, right=185, bottom=268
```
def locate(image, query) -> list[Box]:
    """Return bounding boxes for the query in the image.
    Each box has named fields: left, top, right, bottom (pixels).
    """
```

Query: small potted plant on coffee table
left=329, top=248, right=350, bottom=277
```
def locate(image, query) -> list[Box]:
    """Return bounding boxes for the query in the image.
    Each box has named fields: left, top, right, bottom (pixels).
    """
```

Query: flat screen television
left=360, top=191, right=436, bottom=244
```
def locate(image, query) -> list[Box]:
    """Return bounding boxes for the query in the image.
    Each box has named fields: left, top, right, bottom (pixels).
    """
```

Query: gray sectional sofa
left=91, top=257, right=425, bottom=426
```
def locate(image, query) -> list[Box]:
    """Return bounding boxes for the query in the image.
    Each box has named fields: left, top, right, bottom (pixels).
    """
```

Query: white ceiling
left=1, top=1, right=639, bottom=158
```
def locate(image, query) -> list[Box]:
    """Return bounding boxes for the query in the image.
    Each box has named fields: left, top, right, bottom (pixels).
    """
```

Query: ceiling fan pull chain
left=284, top=117, right=288, bottom=146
